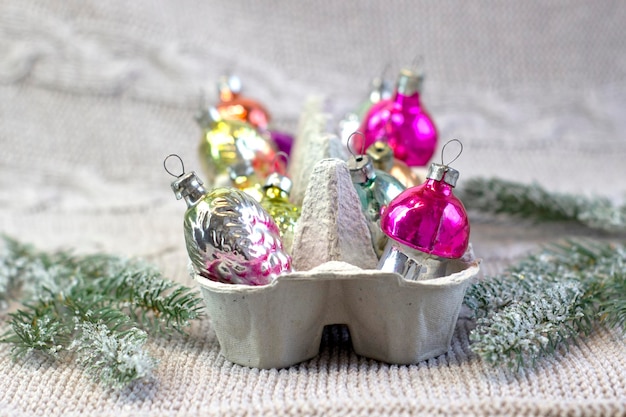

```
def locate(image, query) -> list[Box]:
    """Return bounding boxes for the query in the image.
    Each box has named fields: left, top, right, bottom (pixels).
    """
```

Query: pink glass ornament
left=355, top=69, right=437, bottom=167
left=379, top=161, right=469, bottom=259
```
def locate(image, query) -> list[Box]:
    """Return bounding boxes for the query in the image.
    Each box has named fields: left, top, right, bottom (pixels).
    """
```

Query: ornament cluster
left=166, top=69, right=470, bottom=285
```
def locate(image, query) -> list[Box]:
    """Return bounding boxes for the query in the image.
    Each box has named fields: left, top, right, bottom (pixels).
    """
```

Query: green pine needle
left=458, top=177, right=626, bottom=233
left=465, top=240, right=626, bottom=369
left=0, top=236, right=204, bottom=389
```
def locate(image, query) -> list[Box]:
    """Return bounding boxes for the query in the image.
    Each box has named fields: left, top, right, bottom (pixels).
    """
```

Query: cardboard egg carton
left=196, top=255, right=478, bottom=369
left=193, top=99, right=480, bottom=368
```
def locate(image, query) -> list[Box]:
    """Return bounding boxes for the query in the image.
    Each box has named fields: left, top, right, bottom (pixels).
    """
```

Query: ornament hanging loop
left=381, top=62, right=392, bottom=80
left=347, top=131, right=367, bottom=160
left=441, top=139, right=463, bottom=167
left=410, top=54, right=425, bottom=73
left=272, top=151, right=290, bottom=173
left=164, top=154, right=186, bottom=178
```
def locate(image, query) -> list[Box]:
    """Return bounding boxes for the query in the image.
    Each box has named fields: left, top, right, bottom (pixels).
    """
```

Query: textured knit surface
left=1, top=1, right=626, bottom=416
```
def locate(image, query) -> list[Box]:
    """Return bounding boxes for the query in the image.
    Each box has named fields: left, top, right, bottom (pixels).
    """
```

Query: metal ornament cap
left=396, top=68, right=424, bottom=96
left=379, top=174, right=469, bottom=259
left=264, top=172, right=293, bottom=194
left=347, top=154, right=376, bottom=184
left=171, top=171, right=207, bottom=207
left=427, top=163, right=459, bottom=187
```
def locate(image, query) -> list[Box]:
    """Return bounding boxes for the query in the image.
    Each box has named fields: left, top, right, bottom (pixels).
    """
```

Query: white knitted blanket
left=1, top=2, right=625, bottom=416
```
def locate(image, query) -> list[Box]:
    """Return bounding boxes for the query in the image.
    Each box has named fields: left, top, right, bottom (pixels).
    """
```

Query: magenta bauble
left=379, top=163, right=469, bottom=258
left=355, top=69, right=437, bottom=167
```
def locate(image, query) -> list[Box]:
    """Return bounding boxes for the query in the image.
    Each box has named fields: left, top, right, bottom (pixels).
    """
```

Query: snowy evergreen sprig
left=71, top=322, right=156, bottom=388
left=465, top=240, right=626, bottom=368
left=0, top=236, right=204, bottom=388
left=457, top=177, right=626, bottom=233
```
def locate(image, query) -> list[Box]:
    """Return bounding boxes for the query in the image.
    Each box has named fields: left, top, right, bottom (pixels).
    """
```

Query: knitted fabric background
left=1, top=1, right=625, bottom=416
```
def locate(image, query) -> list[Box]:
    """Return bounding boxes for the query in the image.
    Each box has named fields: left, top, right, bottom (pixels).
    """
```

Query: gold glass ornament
left=366, top=140, right=423, bottom=188
left=195, top=106, right=277, bottom=185
left=260, top=172, right=301, bottom=254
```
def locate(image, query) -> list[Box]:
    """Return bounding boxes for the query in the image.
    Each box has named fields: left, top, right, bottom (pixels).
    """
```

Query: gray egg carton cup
left=195, top=255, right=478, bottom=369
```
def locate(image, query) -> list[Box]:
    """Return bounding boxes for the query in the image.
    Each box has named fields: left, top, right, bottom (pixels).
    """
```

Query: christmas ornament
left=259, top=153, right=301, bottom=254
left=346, top=133, right=406, bottom=257
left=195, top=106, right=277, bottom=185
left=355, top=72, right=393, bottom=120
left=164, top=154, right=292, bottom=285
left=228, top=160, right=264, bottom=202
left=338, top=70, right=393, bottom=147
left=356, top=68, right=438, bottom=167
left=216, top=74, right=271, bottom=131
left=366, top=140, right=423, bottom=188
left=377, top=140, right=469, bottom=280
left=268, top=129, right=295, bottom=156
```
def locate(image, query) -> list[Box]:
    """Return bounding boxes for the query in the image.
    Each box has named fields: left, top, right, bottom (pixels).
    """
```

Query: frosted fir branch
left=464, top=249, right=592, bottom=318
left=0, top=237, right=204, bottom=332
left=0, top=237, right=60, bottom=309
left=465, top=240, right=626, bottom=369
left=1, top=290, right=154, bottom=389
left=95, top=267, right=205, bottom=334
left=457, top=177, right=626, bottom=233
left=469, top=281, right=590, bottom=368
left=3, top=306, right=69, bottom=359
left=0, top=236, right=204, bottom=388
left=71, top=322, right=156, bottom=389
